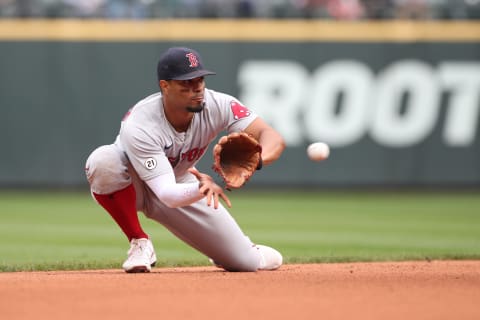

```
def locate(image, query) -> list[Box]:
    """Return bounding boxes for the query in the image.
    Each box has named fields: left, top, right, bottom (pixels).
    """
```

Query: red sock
left=93, top=184, right=149, bottom=242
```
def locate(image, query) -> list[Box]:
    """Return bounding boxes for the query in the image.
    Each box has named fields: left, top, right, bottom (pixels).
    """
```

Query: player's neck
left=163, top=104, right=194, bottom=133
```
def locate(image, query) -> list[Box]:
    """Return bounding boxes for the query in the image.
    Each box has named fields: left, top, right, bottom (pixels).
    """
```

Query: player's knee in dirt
left=85, top=144, right=131, bottom=194
left=215, top=253, right=260, bottom=272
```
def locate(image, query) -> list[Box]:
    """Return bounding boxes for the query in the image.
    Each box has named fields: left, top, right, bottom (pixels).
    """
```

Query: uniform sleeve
left=119, top=122, right=172, bottom=181
left=209, top=90, right=258, bottom=133
left=145, top=172, right=204, bottom=208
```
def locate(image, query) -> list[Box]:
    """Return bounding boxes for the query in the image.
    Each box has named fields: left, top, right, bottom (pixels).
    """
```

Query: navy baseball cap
left=157, top=47, right=216, bottom=81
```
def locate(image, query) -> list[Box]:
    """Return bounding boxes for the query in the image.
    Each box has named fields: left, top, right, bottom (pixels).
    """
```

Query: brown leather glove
left=212, top=132, right=262, bottom=189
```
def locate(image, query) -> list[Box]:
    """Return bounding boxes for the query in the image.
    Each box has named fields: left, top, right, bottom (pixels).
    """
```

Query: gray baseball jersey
left=116, top=88, right=257, bottom=182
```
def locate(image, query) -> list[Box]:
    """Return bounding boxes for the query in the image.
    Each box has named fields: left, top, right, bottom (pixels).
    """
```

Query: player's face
left=164, top=77, right=206, bottom=113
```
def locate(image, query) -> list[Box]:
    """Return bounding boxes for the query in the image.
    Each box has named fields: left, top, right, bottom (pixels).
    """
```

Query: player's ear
left=159, top=80, right=168, bottom=92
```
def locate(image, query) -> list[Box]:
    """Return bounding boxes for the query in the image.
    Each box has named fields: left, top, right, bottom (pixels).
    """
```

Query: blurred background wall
left=0, top=1, right=479, bottom=188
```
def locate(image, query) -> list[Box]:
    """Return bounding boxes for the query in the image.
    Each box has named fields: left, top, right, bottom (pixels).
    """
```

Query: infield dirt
left=1, top=260, right=479, bottom=320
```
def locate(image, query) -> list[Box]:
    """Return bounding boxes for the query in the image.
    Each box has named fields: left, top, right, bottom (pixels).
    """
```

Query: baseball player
left=85, top=47, right=286, bottom=273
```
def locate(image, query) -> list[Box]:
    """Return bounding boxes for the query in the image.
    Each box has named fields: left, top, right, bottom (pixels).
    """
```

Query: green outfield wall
left=0, top=20, right=479, bottom=187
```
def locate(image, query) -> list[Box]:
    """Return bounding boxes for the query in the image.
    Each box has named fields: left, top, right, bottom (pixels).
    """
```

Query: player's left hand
left=188, top=168, right=232, bottom=209
left=212, top=132, right=262, bottom=189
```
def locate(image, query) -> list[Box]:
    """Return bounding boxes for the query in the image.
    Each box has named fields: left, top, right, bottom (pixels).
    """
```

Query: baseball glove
left=212, top=132, right=262, bottom=189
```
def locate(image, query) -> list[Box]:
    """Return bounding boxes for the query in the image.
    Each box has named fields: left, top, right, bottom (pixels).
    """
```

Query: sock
left=93, top=184, right=148, bottom=242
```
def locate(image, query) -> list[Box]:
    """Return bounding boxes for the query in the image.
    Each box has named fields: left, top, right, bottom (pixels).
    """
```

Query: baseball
left=307, top=142, right=330, bottom=161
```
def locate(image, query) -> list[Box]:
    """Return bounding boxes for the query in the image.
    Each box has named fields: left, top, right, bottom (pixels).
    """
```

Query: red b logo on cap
left=186, top=53, right=199, bottom=67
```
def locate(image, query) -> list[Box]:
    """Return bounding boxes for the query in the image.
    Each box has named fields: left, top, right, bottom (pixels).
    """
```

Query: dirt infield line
left=1, top=261, right=479, bottom=320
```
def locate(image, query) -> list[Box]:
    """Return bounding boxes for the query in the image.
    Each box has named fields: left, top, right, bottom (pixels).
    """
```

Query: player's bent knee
left=216, top=254, right=259, bottom=272
left=85, top=145, right=131, bottom=194
left=222, top=263, right=258, bottom=272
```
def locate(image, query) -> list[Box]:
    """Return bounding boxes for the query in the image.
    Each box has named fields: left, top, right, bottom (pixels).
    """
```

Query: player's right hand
left=188, top=168, right=232, bottom=209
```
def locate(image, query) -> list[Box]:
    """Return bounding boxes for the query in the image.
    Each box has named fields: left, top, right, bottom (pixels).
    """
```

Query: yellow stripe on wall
left=0, top=19, right=479, bottom=42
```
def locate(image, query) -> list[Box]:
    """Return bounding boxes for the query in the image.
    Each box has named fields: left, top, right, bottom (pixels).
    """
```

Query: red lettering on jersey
left=186, top=53, right=199, bottom=67
left=197, top=146, right=207, bottom=158
left=230, top=101, right=251, bottom=120
left=180, top=146, right=208, bottom=164
left=187, top=148, right=199, bottom=161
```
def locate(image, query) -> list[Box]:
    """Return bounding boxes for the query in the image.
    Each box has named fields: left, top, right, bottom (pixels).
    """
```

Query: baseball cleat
left=256, top=244, right=283, bottom=270
left=122, top=238, right=157, bottom=273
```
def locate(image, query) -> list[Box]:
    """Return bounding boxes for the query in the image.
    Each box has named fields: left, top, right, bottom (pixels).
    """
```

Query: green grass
left=0, top=189, right=479, bottom=272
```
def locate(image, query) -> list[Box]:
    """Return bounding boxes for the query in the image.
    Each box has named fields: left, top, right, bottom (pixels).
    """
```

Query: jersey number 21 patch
left=144, top=158, right=157, bottom=170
